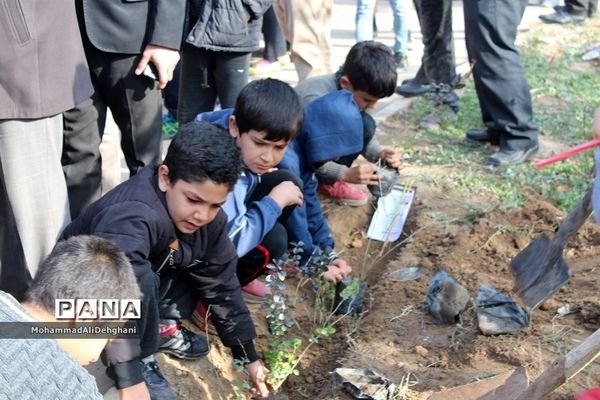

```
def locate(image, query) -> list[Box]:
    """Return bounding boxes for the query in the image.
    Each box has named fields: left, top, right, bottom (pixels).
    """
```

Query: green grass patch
left=399, top=23, right=599, bottom=212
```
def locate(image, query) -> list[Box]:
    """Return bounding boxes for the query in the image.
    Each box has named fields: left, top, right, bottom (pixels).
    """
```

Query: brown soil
left=157, top=21, right=600, bottom=400
left=158, top=162, right=600, bottom=399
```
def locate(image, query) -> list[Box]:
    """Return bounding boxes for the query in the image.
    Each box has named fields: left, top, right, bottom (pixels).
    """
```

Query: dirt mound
left=155, top=178, right=600, bottom=400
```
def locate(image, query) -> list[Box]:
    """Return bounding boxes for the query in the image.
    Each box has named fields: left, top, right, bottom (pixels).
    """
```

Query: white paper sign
left=367, top=186, right=416, bottom=242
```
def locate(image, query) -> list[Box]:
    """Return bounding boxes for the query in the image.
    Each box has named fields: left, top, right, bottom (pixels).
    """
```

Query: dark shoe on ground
left=395, top=78, right=431, bottom=97
left=158, top=321, right=209, bottom=359
left=465, top=128, right=500, bottom=145
left=539, top=8, right=586, bottom=24
left=487, top=144, right=539, bottom=166
left=140, top=355, right=177, bottom=400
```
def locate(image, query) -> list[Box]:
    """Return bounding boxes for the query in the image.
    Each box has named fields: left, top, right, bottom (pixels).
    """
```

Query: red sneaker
left=576, top=388, right=600, bottom=400
left=318, top=181, right=368, bottom=206
left=242, top=279, right=271, bottom=304
left=191, top=302, right=217, bottom=335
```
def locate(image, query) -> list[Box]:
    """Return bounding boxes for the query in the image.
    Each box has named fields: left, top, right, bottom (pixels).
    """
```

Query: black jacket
left=79, top=0, right=186, bottom=54
left=186, top=0, right=272, bottom=52
left=61, top=165, right=256, bottom=359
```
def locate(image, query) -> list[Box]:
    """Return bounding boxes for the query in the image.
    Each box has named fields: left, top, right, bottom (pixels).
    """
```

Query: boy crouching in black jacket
left=61, top=121, right=270, bottom=399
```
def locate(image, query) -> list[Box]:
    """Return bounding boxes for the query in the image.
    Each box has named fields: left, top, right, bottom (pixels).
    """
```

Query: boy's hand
left=246, top=360, right=271, bottom=398
left=379, top=147, right=401, bottom=170
left=135, top=44, right=180, bottom=90
left=342, top=163, right=380, bottom=185
left=322, top=259, right=352, bottom=283
left=592, top=108, right=600, bottom=140
left=119, top=383, right=151, bottom=400
left=269, top=181, right=303, bottom=209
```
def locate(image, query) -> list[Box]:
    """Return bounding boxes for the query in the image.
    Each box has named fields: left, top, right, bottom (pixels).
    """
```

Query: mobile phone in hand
left=142, top=62, right=159, bottom=81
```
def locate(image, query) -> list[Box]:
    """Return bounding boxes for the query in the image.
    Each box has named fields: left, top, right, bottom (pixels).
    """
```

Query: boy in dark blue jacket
left=61, top=122, right=270, bottom=399
left=277, top=90, right=364, bottom=278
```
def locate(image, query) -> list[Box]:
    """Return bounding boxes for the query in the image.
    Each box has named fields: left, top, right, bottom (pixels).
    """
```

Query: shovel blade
left=510, top=235, right=571, bottom=311
left=427, top=369, right=528, bottom=400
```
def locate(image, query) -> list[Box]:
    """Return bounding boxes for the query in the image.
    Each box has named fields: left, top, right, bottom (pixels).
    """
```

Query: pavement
left=93, top=0, right=557, bottom=396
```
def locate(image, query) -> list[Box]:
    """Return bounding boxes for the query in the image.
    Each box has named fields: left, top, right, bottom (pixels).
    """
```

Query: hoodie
left=196, top=109, right=284, bottom=257
left=278, top=90, right=364, bottom=263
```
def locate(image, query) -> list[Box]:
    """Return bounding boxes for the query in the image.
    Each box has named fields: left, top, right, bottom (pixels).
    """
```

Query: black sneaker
left=395, top=78, right=431, bottom=97
left=539, top=8, right=586, bottom=24
left=487, top=144, right=539, bottom=166
left=140, top=356, right=177, bottom=400
left=158, top=323, right=209, bottom=359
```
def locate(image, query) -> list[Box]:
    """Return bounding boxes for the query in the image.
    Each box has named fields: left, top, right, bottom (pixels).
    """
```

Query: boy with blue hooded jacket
left=277, top=89, right=363, bottom=274
left=197, top=79, right=351, bottom=302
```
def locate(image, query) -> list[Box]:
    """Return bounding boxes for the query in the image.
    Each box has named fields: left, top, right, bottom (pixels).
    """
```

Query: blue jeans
left=355, top=0, right=408, bottom=54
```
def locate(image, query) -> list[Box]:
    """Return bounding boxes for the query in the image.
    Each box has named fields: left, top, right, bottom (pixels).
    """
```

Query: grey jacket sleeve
left=363, top=136, right=384, bottom=163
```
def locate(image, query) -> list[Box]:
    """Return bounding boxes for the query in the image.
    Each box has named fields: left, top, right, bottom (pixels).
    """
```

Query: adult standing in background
left=177, top=0, right=272, bottom=124
left=396, top=0, right=458, bottom=107
left=463, top=0, right=540, bottom=166
left=0, top=0, right=93, bottom=299
left=274, top=0, right=333, bottom=81
left=62, top=0, right=185, bottom=218
left=355, top=0, right=409, bottom=70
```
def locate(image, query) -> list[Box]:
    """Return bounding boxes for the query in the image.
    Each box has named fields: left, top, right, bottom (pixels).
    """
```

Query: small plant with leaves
left=260, top=243, right=362, bottom=392
left=231, top=357, right=251, bottom=400
left=263, top=247, right=302, bottom=389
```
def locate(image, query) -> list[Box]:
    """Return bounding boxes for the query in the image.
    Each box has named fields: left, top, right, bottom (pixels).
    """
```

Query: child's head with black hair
left=339, top=41, right=397, bottom=111
left=160, top=121, right=243, bottom=234
left=229, top=78, right=303, bottom=175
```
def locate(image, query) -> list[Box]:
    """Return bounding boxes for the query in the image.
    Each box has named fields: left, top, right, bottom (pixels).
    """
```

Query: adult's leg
left=213, top=51, right=251, bottom=110
left=275, top=0, right=332, bottom=81
left=0, top=161, right=28, bottom=300
left=0, top=116, right=69, bottom=291
left=263, top=6, right=287, bottom=62
left=463, top=0, right=539, bottom=151
left=417, top=0, right=456, bottom=85
left=355, top=0, right=376, bottom=42
left=93, top=51, right=162, bottom=176
left=62, top=97, right=102, bottom=218
left=389, top=0, right=409, bottom=55
left=565, top=0, right=590, bottom=16
left=177, top=44, right=218, bottom=124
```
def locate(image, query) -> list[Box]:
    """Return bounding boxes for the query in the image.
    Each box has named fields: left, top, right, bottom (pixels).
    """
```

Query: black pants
left=565, top=0, right=598, bottom=16
left=262, top=6, right=287, bottom=62
left=62, top=97, right=102, bottom=218
left=237, top=170, right=302, bottom=285
left=177, top=45, right=251, bottom=124
left=62, top=36, right=163, bottom=217
left=463, top=0, right=539, bottom=151
left=412, top=0, right=456, bottom=85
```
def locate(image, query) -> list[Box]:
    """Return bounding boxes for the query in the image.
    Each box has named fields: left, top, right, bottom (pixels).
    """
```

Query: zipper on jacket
left=155, top=248, right=175, bottom=275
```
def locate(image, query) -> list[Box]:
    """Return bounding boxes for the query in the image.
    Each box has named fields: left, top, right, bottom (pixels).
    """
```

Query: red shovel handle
left=534, top=138, right=600, bottom=169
